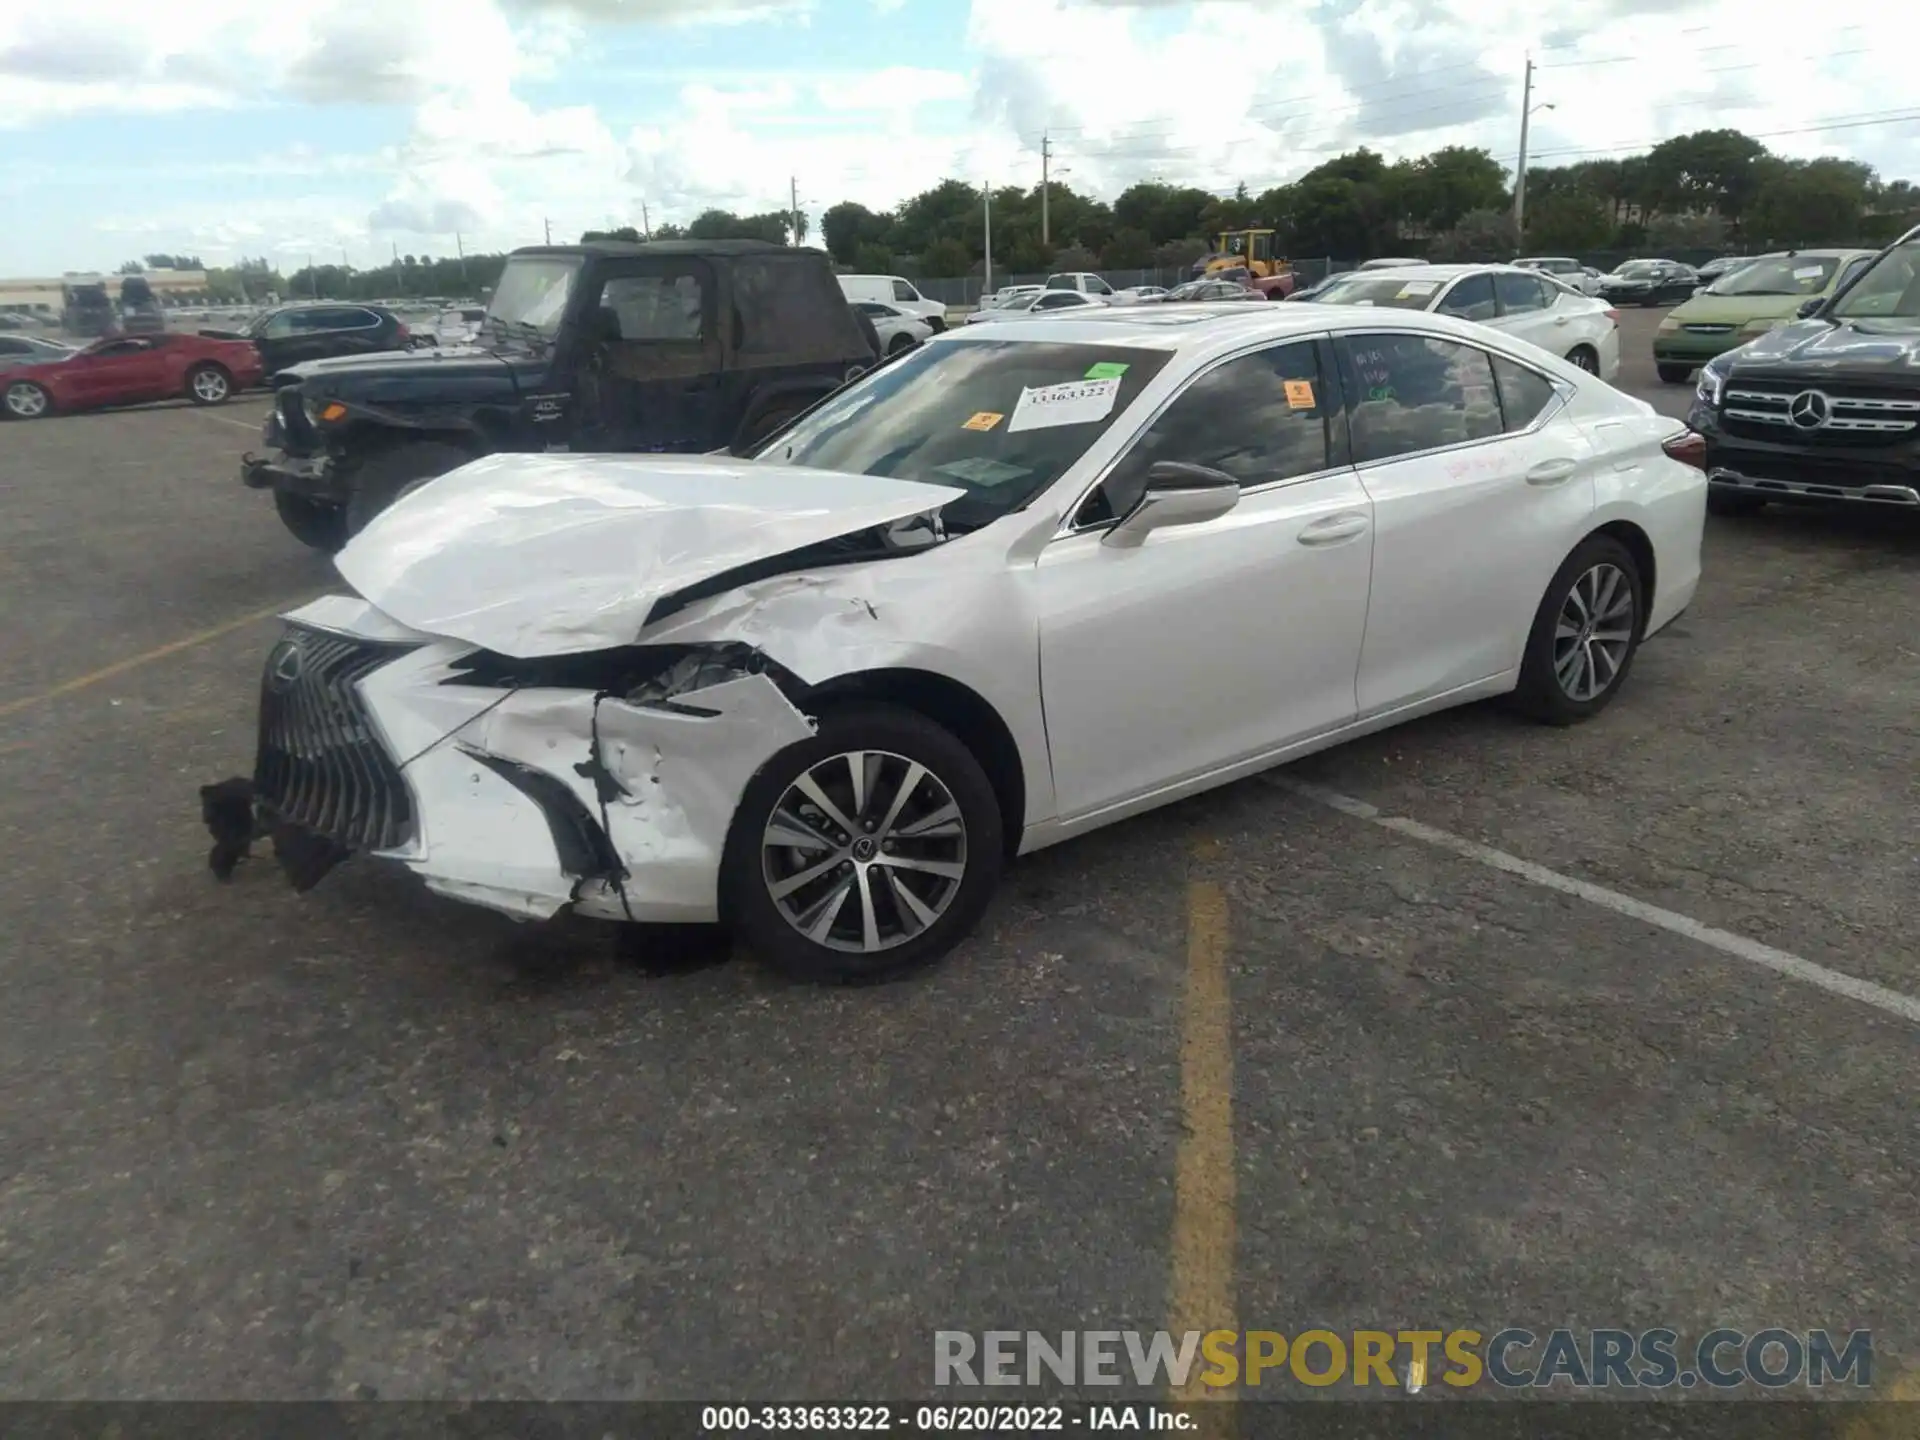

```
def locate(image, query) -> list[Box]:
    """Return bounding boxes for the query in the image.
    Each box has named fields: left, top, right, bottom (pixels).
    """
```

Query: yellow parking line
left=0, top=599, right=302, bottom=719
left=1169, top=844, right=1237, bottom=1426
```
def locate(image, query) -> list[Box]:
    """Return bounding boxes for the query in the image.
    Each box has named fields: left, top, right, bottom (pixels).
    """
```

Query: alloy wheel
left=6, top=383, right=47, bottom=418
left=761, top=749, right=968, bottom=954
left=1554, top=563, right=1635, bottom=702
left=193, top=369, right=229, bottom=402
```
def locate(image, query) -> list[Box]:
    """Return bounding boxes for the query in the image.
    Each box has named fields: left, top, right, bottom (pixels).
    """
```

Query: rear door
left=564, top=255, right=724, bottom=452
left=1336, top=330, right=1597, bottom=713
left=304, top=307, right=386, bottom=361
left=1491, top=271, right=1563, bottom=351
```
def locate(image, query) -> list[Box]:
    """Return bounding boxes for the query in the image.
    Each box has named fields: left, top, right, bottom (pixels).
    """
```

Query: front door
left=70, top=339, right=168, bottom=406
left=1491, top=270, right=1565, bottom=352
left=1035, top=337, right=1375, bottom=820
left=566, top=259, right=723, bottom=453
left=1334, top=331, right=1598, bottom=714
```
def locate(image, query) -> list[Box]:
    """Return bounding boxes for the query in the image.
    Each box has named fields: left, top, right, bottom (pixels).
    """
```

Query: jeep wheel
left=274, top=489, right=349, bottom=553
left=345, top=440, right=474, bottom=536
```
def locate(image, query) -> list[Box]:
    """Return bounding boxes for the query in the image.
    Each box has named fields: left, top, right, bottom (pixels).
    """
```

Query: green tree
left=822, top=201, right=890, bottom=265
left=1647, top=210, right=1729, bottom=251
left=117, top=259, right=144, bottom=274
left=581, top=226, right=642, bottom=242
left=889, top=180, right=988, bottom=258
left=1397, top=146, right=1510, bottom=232
left=1641, top=128, right=1769, bottom=226
left=919, top=237, right=971, bottom=278
left=852, top=241, right=896, bottom=274
left=1430, top=208, right=1519, bottom=263
left=1100, top=228, right=1156, bottom=269
left=1524, top=193, right=1612, bottom=252
left=1746, top=158, right=1873, bottom=246
left=1113, top=182, right=1215, bottom=243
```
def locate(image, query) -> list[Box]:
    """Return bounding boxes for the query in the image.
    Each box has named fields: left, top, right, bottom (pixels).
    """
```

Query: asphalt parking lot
left=3, top=306, right=1918, bottom=1406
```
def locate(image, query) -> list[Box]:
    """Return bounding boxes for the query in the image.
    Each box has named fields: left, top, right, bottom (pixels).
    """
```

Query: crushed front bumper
left=240, top=449, right=340, bottom=501
left=205, top=596, right=816, bottom=925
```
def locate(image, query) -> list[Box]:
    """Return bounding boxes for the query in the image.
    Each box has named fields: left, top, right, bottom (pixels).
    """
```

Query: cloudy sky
left=1, top=0, right=1915, bottom=275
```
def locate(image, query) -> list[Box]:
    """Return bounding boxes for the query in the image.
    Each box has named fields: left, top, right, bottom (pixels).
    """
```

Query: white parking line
left=1269, top=777, right=1920, bottom=1027
left=195, top=412, right=261, bottom=431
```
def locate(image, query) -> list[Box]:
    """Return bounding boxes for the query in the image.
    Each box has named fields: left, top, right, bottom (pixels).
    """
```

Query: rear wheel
left=887, top=332, right=916, bottom=357
left=4, top=379, right=51, bottom=419
left=1657, top=363, right=1693, bottom=384
left=273, top=489, right=348, bottom=552
left=186, top=363, right=232, bottom=405
left=721, top=703, right=1004, bottom=985
left=1509, top=534, right=1645, bottom=726
left=344, top=439, right=474, bottom=536
left=1564, top=345, right=1599, bottom=374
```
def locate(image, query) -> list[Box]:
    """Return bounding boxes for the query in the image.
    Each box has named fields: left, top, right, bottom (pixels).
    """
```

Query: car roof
left=935, top=301, right=1504, bottom=354
left=1748, top=247, right=1874, bottom=260
left=1326, top=263, right=1542, bottom=283
left=516, top=239, right=801, bottom=259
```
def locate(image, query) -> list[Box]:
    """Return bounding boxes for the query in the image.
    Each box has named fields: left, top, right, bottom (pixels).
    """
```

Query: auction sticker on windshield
left=1006, top=376, right=1123, bottom=434
left=962, top=411, right=1004, bottom=431
left=1284, top=380, right=1315, bottom=409
left=1397, top=280, right=1440, bottom=297
left=1084, top=361, right=1130, bottom=380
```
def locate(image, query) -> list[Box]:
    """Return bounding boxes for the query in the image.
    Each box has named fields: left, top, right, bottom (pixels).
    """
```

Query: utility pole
left=982, top=181, right=993, bottom=297
left=641, top=201, right=651, bottom=240
left=456, top=231, right=469, bottom=287
left=1513, top=53, right=1535, bottom=238
left=308, top=254, right=317, bottom=299
left=544, top=217, right=552, bottom=245
left=1041, top=133, right=1051, bottom=247
left=790, top=176, right=801, bottom=247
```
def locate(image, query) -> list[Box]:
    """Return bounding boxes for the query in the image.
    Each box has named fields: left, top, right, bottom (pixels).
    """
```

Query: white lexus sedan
left=205, top=305, right=1704, bottom=984
left=850, top=299, right=934, bottom=357
left=1308, top=264, right=1622, bottom=381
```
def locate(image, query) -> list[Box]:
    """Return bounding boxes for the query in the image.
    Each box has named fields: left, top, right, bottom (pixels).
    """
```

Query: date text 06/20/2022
left=933, top=1328, right=1874, bottom=1391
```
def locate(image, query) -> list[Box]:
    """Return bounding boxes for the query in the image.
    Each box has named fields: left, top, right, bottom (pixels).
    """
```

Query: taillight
left=1662, top=430, right=1707, bottom=469
left=395, top=323, right=410, bottom=340
left=1604, top=308, right=1619, bottom=324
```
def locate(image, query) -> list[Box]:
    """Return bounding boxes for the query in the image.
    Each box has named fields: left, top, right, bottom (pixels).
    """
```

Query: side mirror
left=1103, top=462, right=1240, bottom=549
left=1796, top=297, right=1824, bottom=319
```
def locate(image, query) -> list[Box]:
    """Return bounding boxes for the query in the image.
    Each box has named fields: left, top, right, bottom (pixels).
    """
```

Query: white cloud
left=4, top=0, right=1916, bottom=272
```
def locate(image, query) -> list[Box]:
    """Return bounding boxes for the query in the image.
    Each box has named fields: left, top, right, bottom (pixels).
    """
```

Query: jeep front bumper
left=241, top=450, right=340, bottom=502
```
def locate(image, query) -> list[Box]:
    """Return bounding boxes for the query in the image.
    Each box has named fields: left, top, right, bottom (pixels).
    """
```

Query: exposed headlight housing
left=1741, top=318, right=1783, bottom=334
left=1696, top=362, right=1728, bottom=408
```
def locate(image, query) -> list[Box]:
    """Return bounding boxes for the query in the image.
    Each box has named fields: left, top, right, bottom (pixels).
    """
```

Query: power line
left=1521, top=106, right=1920, bottom=165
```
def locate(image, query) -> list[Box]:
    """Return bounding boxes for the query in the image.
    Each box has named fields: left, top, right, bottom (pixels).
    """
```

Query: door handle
left=1526, top=458, right=1578, bottom=486
left=1553, top=315, right=1570, bottom=326
left=1297, top=512, right=1369, bottom=545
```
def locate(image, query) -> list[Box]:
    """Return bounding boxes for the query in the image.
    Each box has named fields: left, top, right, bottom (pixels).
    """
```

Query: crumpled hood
left=334, top=452, right=965, bottom=659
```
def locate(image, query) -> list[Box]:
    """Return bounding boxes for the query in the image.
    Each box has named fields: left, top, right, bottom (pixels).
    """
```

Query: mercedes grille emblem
left=1787, top=390, right=1831, bottom=430
left=264, top=639, right=305, bottom=692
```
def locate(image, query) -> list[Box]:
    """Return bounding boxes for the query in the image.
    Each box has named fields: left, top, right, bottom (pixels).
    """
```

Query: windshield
left=1312, top=275, right=1440, bottom=310
left=751, top=338, right=1172, bottom=531
left=1829, top=241, right=1920, bottom=324
left=1710, top=255, right=1840, bottom=296
left=1614, top=260, right=1661, bottom=277
left=487, top=256, right=581, bottom=334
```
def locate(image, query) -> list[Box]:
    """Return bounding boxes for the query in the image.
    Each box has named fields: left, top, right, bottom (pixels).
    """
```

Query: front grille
left=274, top=387, right=316, bottom=452
left=1721, top=385, right=1920, bottom=446
left=254, top=625, right=417, bottom=852
left=1683, top=323, right=1735, bottom=334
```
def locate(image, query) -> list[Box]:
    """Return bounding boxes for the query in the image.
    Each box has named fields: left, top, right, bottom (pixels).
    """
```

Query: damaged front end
left=203, top=600, right=817, bottom=924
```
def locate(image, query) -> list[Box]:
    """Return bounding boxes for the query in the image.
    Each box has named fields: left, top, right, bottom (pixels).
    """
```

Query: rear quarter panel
left=1582, top=412, right=1705, bottom=632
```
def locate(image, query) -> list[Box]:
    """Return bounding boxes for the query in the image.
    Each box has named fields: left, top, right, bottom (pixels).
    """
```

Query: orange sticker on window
left=962, top=411, right=1004, bottom=431
left=1284, top=380, right=1316, bottom=409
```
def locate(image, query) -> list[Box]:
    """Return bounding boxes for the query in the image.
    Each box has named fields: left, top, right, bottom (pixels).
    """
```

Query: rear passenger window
left=1337, top=334, right=1502, bottom=464
left=1491, top=355, right=1560, bottom=431
left=1495, top=273, right=1550, bottom=314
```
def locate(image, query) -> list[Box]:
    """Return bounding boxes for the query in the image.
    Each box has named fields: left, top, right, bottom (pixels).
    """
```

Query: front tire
left=1509, top=535, right=1645, bottom=726
left=4, top=379, right=51, bottom=419
left=887, top=333, right=916, bottom=357
left=1656, top=363, right=1692, bottom=384
left=186, top=363, right=232, bottom=405
left=273, top=489, right=348, bottom=552
left=344, top=439, right=474, bottom=536
left=721, top=703, right=1004, bottom=984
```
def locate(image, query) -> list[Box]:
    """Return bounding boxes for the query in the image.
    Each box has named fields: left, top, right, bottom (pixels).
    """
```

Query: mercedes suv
left=1688, top=224, right=1920, bottom=518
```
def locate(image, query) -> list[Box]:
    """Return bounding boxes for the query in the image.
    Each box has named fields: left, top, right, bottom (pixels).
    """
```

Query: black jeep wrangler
left=241, top=240, right=882, bottom=551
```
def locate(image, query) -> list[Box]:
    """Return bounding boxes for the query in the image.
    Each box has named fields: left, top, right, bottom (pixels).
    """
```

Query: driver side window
left=1075, top=341, right=1332, bottom=527
left=1437, top=274, right=1497, bottom=322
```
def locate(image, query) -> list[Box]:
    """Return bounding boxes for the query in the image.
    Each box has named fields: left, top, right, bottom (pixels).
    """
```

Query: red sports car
left=2, top=332, right=264, bottom=420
